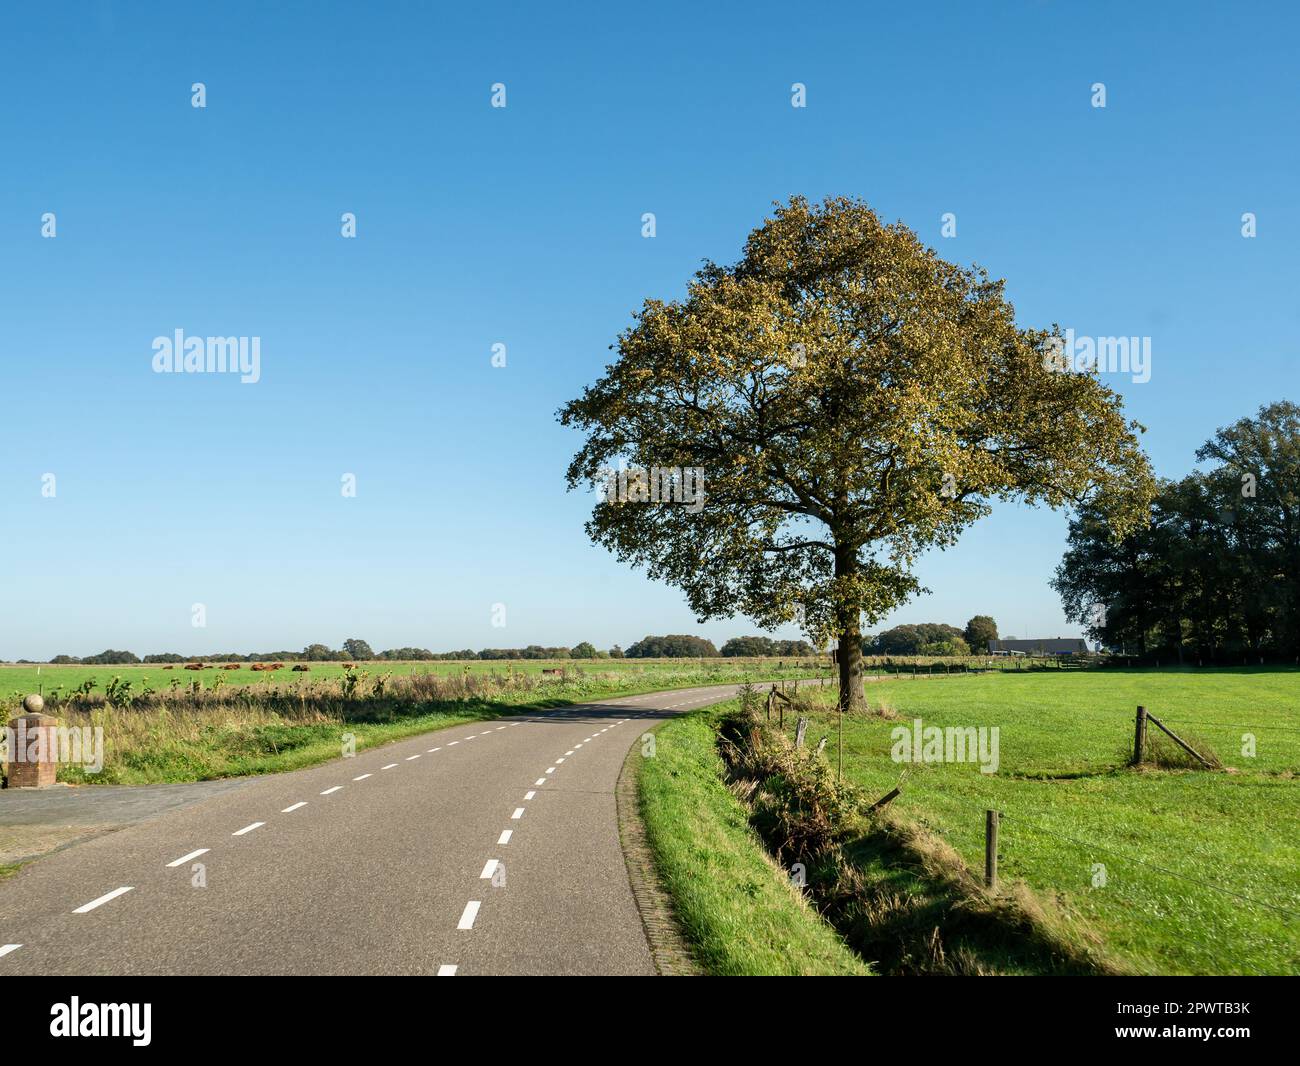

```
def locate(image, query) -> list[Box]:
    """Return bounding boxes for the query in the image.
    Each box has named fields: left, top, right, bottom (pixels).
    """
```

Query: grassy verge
left=638, top=706, right=871, bottom=975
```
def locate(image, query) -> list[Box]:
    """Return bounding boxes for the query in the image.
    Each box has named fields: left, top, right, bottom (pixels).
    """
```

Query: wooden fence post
left=795, top=717, right=808, bottom=748
left=1132, top=705, right=1147, bottom=765
left=984, top=810, right=999, bottom=890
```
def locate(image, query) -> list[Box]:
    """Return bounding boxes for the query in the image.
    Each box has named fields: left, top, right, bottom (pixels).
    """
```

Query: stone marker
left=6, top=696, right=60, bottom=788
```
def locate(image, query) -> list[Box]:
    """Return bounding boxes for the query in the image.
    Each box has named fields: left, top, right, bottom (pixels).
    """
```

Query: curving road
left=0, top=683, right=756, bottom=976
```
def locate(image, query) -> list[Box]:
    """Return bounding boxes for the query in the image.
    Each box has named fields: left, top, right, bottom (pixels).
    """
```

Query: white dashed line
left=479, top=859, right=499, bottom=879
left=498, top=830, right=512, bottom=844
left=406, top=754, right=421, bottom=761
left=524, top=791, right=536, bottom=800
left=437, top=964, right=458, bottom=975
left=233, top=822, right=265, bottom=836
left=427, top=747, right=441, bottom=753
left=281, top=802, right=308, bottom=813
left=73, top=886, right=133, bottom=913
left=457, top=901, right=481, bottom=930
left=556, top=758, right=565, bottom=764
left=381, top=763, right=398, bottom=770
left=511, top=807, right=525, bottom=819
left=546, top=767, right=556, bottom=774
left=166, top=848, right=209, bottom=868
left=534, top=778, right=546, bottom=786
left=0, top=944, right=21, bottom=958
left=320, top=786, right=343, bottom=795
left=353, top=773, right=372, bottom=781
left=565, top=750, right=574, bottom=756
left=448, top=741, right=459, bottom=746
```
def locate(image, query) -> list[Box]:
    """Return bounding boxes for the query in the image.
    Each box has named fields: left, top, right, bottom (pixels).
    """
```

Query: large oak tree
left=560, top=196, right=1154, bottom=711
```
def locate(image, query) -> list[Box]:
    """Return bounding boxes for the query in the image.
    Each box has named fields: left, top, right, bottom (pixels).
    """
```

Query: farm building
left=988, top=638, right=1089, bottom=656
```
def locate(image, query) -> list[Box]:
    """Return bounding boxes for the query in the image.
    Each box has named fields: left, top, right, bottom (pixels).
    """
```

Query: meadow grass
left=638, top=709, right=871, bottom=975
left=2, top=660, right=826, bottom=786
left=0, top=657, right=830, bottom=705
left=781, top=668, right=1300, bottom=975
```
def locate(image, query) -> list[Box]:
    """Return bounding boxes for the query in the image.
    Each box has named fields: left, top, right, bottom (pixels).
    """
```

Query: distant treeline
left=35, top=633, right=818, bottom=665
left=1054, top=402, right=1300, bottom=663
left=863, top=616, right=999, bottom=657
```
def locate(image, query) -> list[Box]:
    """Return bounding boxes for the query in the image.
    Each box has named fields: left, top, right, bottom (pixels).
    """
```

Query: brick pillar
left=6, top=696, right=60, bottom=788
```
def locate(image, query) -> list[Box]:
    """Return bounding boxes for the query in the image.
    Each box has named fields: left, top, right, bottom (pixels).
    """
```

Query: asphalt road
left=0, top=683, right=757, bottom=976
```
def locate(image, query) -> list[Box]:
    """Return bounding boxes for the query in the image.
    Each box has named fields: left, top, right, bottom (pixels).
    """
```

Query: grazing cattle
left=222, top=663, right=241, bottom=670
left=541, top=668, right=563, bottom=676
left=249, top=663, right=268, bottom=671
left=292, top=664, right=310, bottom=672
left=343, top=663, right=358, bottom=670
left=268, top=662, right=285, bottom=671
left=163, top=665, right=175, bottom=670
left=185, top=663, right=205, bottom=671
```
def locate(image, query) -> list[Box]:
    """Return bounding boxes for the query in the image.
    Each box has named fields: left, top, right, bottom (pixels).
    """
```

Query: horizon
left=3, top=2, right=1296, bottom=658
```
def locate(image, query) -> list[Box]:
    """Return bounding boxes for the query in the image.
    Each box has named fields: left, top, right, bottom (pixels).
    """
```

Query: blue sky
left=1, top=1, right=1296, bottom=659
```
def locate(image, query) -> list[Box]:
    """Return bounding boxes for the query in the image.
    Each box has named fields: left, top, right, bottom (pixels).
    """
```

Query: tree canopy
left=1054, top=401, right=1300, bottom=661
left=561, top=195, right=1154, bottom=709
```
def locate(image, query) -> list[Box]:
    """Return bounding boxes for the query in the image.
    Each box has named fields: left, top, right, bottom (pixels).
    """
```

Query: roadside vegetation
left=638, top=707, right=870, bottom=975
left=0, top=660, right=826, bottom=786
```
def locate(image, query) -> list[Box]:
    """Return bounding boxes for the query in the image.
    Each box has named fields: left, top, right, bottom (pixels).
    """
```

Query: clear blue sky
left=1, top=1, right=1296, bottom=659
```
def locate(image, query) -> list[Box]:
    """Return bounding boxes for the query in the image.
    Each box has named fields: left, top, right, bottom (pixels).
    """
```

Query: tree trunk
left=834, top=541, right=865, bottom=714
left=837, top=617, right=864, bottom=714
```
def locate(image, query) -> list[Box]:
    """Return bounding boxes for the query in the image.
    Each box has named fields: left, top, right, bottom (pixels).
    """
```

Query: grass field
left=0, top=657, right=829, bottom=706
left=779, top=668, right=1300, bottom=975
left=0, top=659, right=827, bottom=785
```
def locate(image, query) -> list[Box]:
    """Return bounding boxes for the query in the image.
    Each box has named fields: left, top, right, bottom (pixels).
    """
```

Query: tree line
left=862, top=616, right=998, bottom=657
left=35, top=633, right=817, bottom=665
left=1054, top=402, right=1300, bottom=663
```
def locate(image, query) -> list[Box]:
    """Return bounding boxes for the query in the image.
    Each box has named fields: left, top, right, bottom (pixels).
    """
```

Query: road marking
left=73, top=886, right=133, bottom=913
left=511, top=807, right=525, bottom=819
left=233, top=822, right=265, bottom=836
left=437, top=964, right=458, bottom=976
left=457, top=901, right=481, bottom=930
left=546, top=767, right=556, bottom=774
left=465, top=736, right=476, bottom=741
left=353, top=773, right=372, bottom=781
left=480, top=731, right=493, bottom=736
left=498, top=830, right=512, bottom=844
left=556, top=758, right=566, bottom=764
left=406, top=754, right=421, bottom=761
left=281, top=802, right=308, bottom=813
left=428, top=747, right=441, bottom=753
left=448, top=741, right=459, bottom=746
left=534, top=778, right=546, bottom=785
left=496, top=726, right=506, bottom=731
left=166, top=848, right=209, bottom=867
left=381, top=763, right=398, bottom=770
left=0, top=944, right=21, bottom=958
left=479, top=859, right=499, bottom=879
left=524, top=791, right=536, bottom=800
left=320, top=786, right=343, bottom=795
left=565, top=750, right=574, bottom=756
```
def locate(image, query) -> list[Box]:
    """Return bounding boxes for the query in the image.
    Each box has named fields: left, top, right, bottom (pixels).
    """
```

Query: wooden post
left=1133, top=705, right=1147, bottom=765
left=795, top=717, right=808, bottom=748
left=984, top=810, right=999, bottom=890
